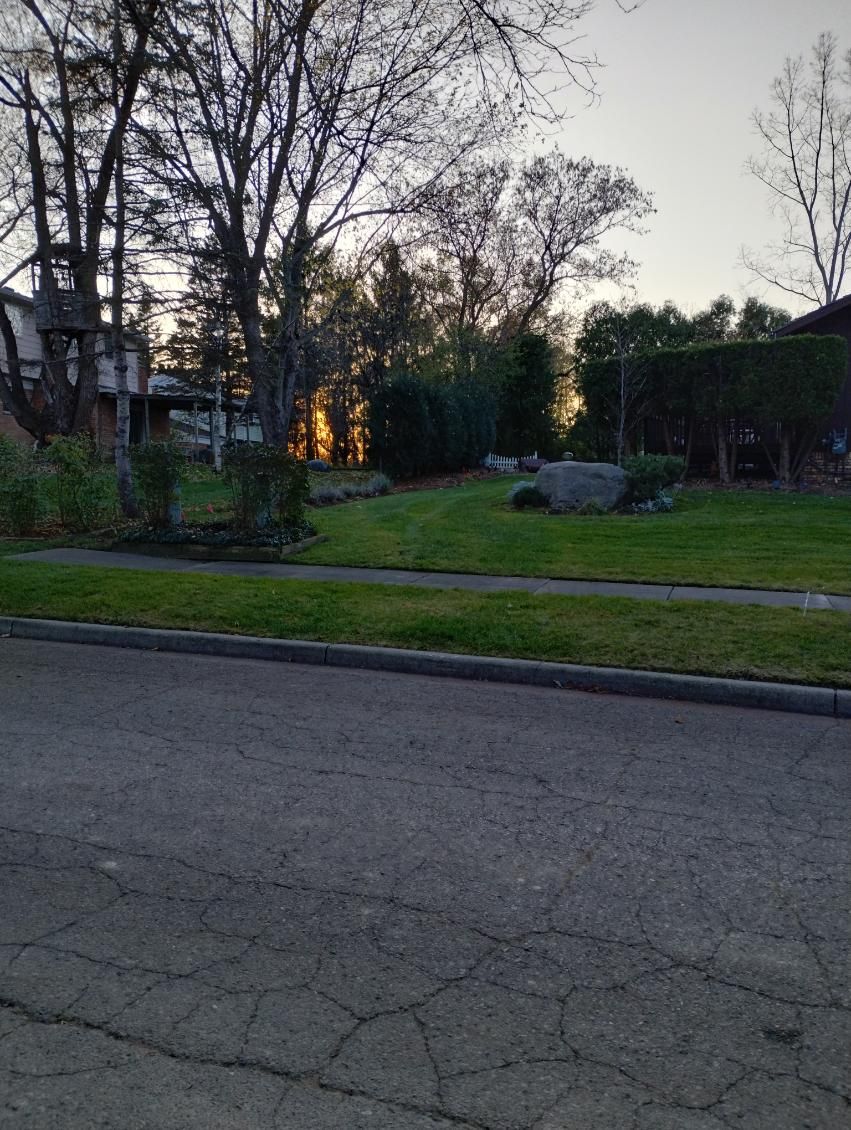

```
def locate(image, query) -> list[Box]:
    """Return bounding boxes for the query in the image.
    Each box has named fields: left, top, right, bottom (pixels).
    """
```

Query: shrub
left=310, top=484, right=346, bottom=506
left=511, top=485, right=548, bottom=510
left=47, top=434, right=115, bottom=532
left=309, top=473, right=393, bottom=506
left=630, top=490, right=675, bottom=515
left=364, top=472, right=392, bottom=496
left=131, top=441, right=185, bottom=528
left=0, top=436, right=43, bottom=535
left=623, top=454, right=684, bottom=503
left=224, top=444, right=309, bottom=531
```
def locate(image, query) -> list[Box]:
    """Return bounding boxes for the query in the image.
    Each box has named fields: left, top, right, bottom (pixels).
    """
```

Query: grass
left=287, top=477, right=851, bottom=594
left=0, top=559, right=849, bottom=688
left=13, top=471, right=850, bottom=592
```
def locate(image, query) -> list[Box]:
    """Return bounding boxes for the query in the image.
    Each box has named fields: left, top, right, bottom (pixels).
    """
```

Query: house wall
left=0, top=409, right=35, bottom=444
left=0, top=305, right=42, bottom=371
left=95, top=396, right=171, bottom=450
left=148, top=404, right=171, bottom=439
left=94, top=337, right=144, bottom=394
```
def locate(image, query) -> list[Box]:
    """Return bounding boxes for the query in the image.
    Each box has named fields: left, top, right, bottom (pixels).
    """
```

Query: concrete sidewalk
left=12, top=546, right=851, bottom=611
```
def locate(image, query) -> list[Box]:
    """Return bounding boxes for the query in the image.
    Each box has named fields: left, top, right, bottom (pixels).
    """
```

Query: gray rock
left=535, top=460, right=626, bottom=512
left=307, top=458, right=330, bottom=472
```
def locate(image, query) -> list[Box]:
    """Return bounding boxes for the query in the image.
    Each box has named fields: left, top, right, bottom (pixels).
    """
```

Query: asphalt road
left=0, top=639, right=848, bottom=1129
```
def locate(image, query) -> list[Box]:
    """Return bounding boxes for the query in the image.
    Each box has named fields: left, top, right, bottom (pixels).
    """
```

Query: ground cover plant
left=295, top=476, right=851, bottom=593
left=0, top=559, right=848, bottom=688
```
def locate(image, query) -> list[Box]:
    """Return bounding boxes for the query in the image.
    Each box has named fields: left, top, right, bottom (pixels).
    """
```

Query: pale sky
left=546, top=0, right=850, bottom=317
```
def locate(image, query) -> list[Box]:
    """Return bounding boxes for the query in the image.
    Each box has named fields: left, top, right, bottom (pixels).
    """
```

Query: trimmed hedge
left=578, top=333, right=848, bottom=480
left=368, top=374, right=496, bottom=478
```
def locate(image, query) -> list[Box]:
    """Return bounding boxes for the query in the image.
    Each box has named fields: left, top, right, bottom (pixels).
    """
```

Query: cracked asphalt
left=0, top=638, right=848, bottom=1129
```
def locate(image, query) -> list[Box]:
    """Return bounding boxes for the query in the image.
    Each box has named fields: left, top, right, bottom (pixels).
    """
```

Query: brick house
left=0, top=285, right=172, bottom=448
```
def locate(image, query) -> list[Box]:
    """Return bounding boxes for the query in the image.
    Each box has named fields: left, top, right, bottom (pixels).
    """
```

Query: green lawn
left=292, top=478, right=851, bottom=594
left=0, top=560, right=848, bottom=688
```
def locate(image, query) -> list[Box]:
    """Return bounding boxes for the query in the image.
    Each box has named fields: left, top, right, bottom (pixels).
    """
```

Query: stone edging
left=1, top=616, right=848, bottom=719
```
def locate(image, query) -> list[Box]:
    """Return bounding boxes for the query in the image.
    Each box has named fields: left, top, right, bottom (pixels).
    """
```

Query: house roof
left=775, top=293, right=851, bottom=336
left=0, top=286, right=33, bottom=307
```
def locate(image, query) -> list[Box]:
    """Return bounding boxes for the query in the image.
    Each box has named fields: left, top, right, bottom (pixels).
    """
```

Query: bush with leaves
left=224, top=444, right=310, bottom=531
left=0, top=436, right=43, bottom=535
left=510, top=485, right=548, bottom=510
left=309, top=472, right=392, bottom=506
left=310, top=484, right=346, bottom=506
left=131, top=441, right=185, bottom=528
left=47, top=434, right=115, bottom=531
left=622, top=455, right=684, bottom=503
left=630, top=490, right=675, bottom=515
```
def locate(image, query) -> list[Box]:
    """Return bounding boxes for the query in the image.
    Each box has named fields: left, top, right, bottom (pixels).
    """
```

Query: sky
left=543, top=0, right=849, bottom=317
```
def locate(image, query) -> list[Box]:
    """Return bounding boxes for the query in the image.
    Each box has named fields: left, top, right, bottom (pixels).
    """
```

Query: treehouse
left=31, top=250, right=100, bottom=333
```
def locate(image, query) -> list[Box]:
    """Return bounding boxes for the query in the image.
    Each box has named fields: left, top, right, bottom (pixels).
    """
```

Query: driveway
left=0, top=639, right=848, bottom=1128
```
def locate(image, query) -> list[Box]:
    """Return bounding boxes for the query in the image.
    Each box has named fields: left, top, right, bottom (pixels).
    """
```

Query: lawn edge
left=3, top=615, right=847, bottom=720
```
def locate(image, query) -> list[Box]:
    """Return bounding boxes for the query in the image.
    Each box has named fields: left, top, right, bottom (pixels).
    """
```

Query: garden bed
left=109, top=533, right=327, bottom=562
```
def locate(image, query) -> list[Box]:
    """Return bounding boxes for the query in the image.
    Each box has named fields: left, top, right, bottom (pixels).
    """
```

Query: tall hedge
left=368, top=374, right=496, bottom=477
left=576, top=334, right=847, bottom=480
left=494, top=333, right=558, bottom=456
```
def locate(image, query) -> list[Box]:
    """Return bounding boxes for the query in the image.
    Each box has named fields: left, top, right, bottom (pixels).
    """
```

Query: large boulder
left=534, top=461, right=626, bottom=512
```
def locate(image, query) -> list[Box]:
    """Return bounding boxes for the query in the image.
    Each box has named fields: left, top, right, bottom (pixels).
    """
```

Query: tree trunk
left=716, top=419, right=731, bottom=484
left=790, top=424, right=820, bottom=482
left=304, top=378, right=315, bottom=461
left=683, top=418, right=694, bottom=478
left=759, top=437, right=779, bottom=480
left=109, top=89, right=138, bottom=518
left=778, top=428, right=791, bottom=483
left=662, top=417, right=674, bottom=456
left=237, top=300, right=288, bottom=445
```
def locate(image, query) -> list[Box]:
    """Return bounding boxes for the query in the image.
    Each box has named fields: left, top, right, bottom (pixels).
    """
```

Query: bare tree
left=418, top=153, right=652, bottom=348
left=139, top=0, right=637, bottom=446
left=513, top=153, right=654, bottom=333
left=421, top=161, right=518, bottom=343
left=0, top=0, right=159, bottom=460
left=744, top=32, right=851, bottom=306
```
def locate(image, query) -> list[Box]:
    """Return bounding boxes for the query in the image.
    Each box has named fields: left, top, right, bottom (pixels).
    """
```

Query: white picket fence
left=483, top=452, right=539, bottom=472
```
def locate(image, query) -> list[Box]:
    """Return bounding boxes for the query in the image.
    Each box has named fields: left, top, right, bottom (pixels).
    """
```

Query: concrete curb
left=2, top=616, right=847, bottom=718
